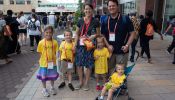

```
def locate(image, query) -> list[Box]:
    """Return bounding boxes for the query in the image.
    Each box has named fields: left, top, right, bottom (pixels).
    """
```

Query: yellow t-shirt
left=59, top=41, right=74, bottom=62
left=110, top=72, right=126, bottom=86
left=37, top=39, right=59, bottom=68
left=94, top=47, right=109, bottom=74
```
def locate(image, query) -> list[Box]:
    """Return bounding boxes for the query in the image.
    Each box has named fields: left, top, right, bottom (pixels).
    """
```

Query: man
left=5, top=10, right=21, bottom=54
left=0, top=10, right=12, bottom=64
left=101, top=0, right=135, bottom=71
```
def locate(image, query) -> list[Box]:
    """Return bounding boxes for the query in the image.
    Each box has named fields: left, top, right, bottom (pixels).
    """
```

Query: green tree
left=73, top=0, right=84, bottom=30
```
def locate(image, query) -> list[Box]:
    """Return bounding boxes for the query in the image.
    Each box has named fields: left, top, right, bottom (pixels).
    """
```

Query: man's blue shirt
left=101, top=14, right=134, bottom=54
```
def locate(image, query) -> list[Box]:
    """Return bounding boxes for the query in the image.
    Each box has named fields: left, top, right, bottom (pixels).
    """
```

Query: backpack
left=145, top=23, right=154, bottom=36
left=172, top=27, right=175, bottom=35
left=28, top=20, right=37, bottom=31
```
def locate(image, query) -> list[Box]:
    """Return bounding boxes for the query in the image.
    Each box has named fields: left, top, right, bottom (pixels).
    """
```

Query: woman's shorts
left=19, top=29, right=27, bottom=34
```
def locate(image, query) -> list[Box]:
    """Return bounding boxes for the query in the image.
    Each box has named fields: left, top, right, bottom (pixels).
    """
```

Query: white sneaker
left=50, top=88, right=56, bottom=95
left=42, top=89, right=50, bottom=97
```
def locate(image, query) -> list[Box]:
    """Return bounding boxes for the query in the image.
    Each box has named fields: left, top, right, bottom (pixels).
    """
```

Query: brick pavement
left=0, top=46, right=39, bottom=100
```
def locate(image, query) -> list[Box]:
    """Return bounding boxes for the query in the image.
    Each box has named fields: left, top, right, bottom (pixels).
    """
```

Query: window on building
left=26, top=0, right=31, bottom=4
left=16, top=0, right=25, bottom=4
left=9, top=0, right=14, bottom=4
left=0, top=0, right=3, bottom=4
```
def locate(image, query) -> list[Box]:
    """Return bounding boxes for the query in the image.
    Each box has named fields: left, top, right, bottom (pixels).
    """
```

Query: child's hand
left=94, top=56, right=100, bottom=60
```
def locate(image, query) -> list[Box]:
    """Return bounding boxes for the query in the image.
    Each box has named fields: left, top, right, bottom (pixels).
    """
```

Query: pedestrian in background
left=129, top=12, right=140, bottom=62
left=5, top=10, right=21, bottom=54
left=27, top=14, right=41, bottom=51
left=0, top=10, right=12, bottom=64
left=164, top=15, right=175, bottom=64
left=37, top=25, right=59, bottom=97
left=17, top=11, right=28, bottom=46
left=139, top=10, right=163, bottom=63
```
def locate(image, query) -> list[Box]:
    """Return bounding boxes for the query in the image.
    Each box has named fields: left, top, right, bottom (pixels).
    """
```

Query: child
left=98, top=64, right=126, bottom=100
left=58, top=29, right=75, bottom=91
left=36, top=25, right=59, bottom=97
left=94, top=36, right=110, bottom=91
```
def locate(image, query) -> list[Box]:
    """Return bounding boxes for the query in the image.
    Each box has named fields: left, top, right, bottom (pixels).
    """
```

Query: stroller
left=96, top=51, right=139, bottom=100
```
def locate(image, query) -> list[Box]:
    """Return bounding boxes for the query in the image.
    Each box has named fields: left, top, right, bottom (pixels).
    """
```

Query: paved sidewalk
left=15, top=34, right=175, bottom=100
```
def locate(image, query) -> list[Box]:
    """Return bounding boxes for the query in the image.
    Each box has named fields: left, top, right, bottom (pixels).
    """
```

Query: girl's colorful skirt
left=37, top=66, right=59, bottom=81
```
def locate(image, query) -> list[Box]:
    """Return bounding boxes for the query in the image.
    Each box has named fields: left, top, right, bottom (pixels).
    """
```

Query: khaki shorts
left=60, top=60, right=74, bottom=75
left=108, top=53, right=128, bottom=73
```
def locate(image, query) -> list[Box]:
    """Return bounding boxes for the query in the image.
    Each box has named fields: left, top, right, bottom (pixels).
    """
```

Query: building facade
left=0, top=0, right=35, bottom=14
left=36, top=0, right=78, bottom=13
left=119, top=0, right=175, bottom=33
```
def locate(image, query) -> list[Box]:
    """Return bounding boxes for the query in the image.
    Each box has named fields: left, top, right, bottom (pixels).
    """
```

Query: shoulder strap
left=122, top=15, right=127, bottom=24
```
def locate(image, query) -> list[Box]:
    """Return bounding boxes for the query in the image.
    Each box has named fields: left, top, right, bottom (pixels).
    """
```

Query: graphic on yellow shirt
left=59, top=41, right=74, bottom=62
left=94, top=47, right=109, bottom=74
left=37, top=39, right=59, bottom=68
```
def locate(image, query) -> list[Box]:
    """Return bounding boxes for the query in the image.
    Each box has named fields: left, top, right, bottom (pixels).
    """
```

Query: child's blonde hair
left=116, top=64, right=125, bottom=69
left=64, top=29, right=73, bottom=37
left=44, top=25, right=54, bottom=33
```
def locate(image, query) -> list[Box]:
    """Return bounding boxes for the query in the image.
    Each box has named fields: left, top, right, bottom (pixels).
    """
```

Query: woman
left=139, top=10, right=163, bottom=63
left=28, top=14, right=41, bottom=51
left=74, top=3, right=100, bottom=91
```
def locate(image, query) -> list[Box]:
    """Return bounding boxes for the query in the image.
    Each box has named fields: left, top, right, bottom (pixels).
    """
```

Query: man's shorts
left=108, top=53, right=128, bottom=73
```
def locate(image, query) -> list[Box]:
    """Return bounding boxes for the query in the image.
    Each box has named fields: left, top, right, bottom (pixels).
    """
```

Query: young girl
left=37, top=25, right=59, bottom=97
left=98, top=64, right=126, bottom=100
left=94, top=36, right=110, bottom=91
left=58, top=30, right=75, bottom=91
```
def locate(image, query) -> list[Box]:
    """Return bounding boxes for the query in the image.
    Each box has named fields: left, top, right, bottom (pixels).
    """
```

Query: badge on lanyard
left=80, top=17, right=92, bottom=45
left=109, top=32, right=115, bottom=42
left=108, top=14, right=120, bottom=42
left=48, top=62, right=54, bottom=69
left=80, top=38, right=85, bottom=46
left=68, top=62, right=73, bottom=69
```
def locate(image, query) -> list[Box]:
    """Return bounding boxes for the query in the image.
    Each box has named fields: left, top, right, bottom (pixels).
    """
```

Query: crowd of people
left=0, top=0, right=175, bottom=99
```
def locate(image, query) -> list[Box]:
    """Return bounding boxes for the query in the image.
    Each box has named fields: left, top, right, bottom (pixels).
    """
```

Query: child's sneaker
left=58, top=82, right=65, bottom=89
left=50, top=88, right=56, bottom=95
left=68, top=83, right=75, bottom=91
left=42, top=89, right=50, bottom=97
left=96, top=85, right=100, bottom=91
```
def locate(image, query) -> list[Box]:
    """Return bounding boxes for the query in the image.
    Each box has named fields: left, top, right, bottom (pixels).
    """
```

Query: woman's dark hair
left=44, top=25, right=54, bottom=33
left=139, top=15, right=144, bottom=19
left=84, top=3, right=93, bottom=9
left=7, top=10, right=13, bottom=16
left=107, top=0, right=119, bottom=6
left=32, top=14, right=37, bottom=19
left=146, top=10, right=153, bottom=18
